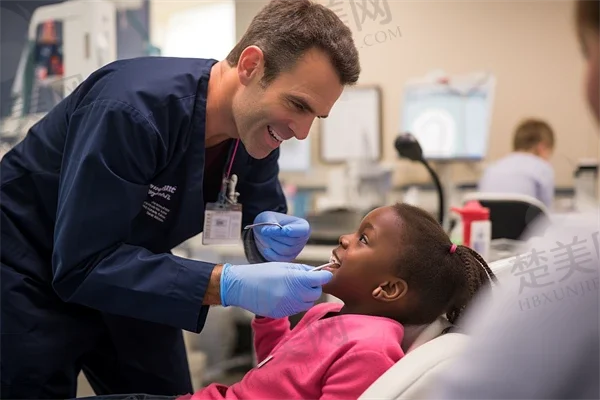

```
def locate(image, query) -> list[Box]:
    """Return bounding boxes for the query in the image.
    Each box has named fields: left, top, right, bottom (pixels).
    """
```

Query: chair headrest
left=462, top=192, right=550, bottom=215
left=401, top=316, right=453, bottom=353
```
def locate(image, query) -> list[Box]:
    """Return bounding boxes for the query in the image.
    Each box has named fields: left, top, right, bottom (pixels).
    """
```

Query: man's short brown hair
left=513, top=118, right=555, bottom=151
left=576, top=0, right=600, bottom=35
left=226, top=0, right=360, bottom=86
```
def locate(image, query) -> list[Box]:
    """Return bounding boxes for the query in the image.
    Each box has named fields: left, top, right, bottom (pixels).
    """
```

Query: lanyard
left=224, top=139, right=240, bottom=182
left=218, top=139, right=240, bottom=205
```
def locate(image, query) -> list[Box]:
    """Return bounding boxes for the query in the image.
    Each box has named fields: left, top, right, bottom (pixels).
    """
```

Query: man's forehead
left=272, top=49, right=340, bottom=85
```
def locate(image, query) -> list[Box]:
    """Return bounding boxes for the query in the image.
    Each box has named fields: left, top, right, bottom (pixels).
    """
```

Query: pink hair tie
left=450, top=244, right=457, bottom=254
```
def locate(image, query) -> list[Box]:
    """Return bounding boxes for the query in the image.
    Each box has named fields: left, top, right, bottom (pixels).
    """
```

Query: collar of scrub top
left=217, top=139, right=241, bottom=205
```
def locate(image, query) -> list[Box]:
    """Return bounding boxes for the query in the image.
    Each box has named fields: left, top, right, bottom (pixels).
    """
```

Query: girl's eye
left=359, top=234, right=368, bottom=244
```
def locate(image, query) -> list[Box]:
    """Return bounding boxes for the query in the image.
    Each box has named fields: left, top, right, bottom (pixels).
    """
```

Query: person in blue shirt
left=478, top=118, right=556, bottom=209
left=0, top=0, right=360, bottom=398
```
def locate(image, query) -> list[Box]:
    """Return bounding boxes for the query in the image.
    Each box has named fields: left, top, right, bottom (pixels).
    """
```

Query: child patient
left=181, top=203, right=497, bottom=400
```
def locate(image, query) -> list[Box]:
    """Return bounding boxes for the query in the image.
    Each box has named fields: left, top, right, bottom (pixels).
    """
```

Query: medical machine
left=0, top=0, right=149, bottom=157
left=397, top=71, right=496, bottom=231
left=400, top=71, right=496, bottom=162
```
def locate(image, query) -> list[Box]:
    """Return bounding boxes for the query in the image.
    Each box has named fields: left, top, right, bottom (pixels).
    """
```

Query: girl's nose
left=339, top=235, right=350, bottom=248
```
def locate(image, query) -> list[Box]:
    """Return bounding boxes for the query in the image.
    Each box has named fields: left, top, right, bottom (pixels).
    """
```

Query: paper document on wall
left=320, top=86, right=381, bottom=162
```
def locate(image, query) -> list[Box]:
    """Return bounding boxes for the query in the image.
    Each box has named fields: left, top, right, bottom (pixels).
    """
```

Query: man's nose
left=292, top=117, right=315, bottom=140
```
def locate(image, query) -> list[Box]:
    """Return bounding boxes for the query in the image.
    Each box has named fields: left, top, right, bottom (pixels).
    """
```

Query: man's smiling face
left=231, top=46, right=344, bottom=159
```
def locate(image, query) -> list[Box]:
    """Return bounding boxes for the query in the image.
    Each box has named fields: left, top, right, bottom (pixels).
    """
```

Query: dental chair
left=359, top=315, right=468, bottom=400
left=461, top=193, right=550, bottom=241
left=359, top=256, right=515, bottom=400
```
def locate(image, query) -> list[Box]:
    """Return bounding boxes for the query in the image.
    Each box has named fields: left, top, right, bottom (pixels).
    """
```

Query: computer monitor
left=401, top=73, right=496, bottom=161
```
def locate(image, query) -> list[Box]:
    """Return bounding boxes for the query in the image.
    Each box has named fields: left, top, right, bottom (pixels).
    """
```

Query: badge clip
left=203, top=174, right=243, bottom=245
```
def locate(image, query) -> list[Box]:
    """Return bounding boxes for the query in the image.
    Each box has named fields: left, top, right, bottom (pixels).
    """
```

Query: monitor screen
left=401, top=74, right=495, bottom=161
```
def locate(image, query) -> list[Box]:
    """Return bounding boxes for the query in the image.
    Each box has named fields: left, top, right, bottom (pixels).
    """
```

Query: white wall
left=150, top=0, right=599, bottom=189
left=235, top=0, right=599, bottom=189
left=150, top=0, right=235, bottom=59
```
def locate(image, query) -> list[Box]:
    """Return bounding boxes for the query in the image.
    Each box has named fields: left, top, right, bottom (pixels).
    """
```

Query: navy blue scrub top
left=0, top=57, right=287, bottom=333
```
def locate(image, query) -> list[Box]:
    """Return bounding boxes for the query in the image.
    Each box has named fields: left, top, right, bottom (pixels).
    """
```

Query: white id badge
left=202, top=202, right=243, bottom=245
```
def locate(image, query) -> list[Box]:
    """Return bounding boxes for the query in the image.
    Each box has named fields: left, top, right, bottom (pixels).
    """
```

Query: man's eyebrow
left=287, top=95, right=328, bottom=118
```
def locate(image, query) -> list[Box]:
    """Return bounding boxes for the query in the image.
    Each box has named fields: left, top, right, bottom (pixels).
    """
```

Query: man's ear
left=372, top=279, right=408, bottom=302
left=237, top=46, right=264, bottom=86
left=534, top=142, right=551, bottom=159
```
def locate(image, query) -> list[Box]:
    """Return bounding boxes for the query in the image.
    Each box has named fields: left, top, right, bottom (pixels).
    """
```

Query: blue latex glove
left=253, top=211, right=310, bottom=262
left=220, top=262, right=332, bottom=318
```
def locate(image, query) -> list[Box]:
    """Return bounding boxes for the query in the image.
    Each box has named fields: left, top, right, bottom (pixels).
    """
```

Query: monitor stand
left=430, top=160, right=457, bottom=232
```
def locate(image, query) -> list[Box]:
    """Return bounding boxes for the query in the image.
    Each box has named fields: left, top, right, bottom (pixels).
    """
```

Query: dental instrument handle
left=312, top=262, right=335, bottom=271
left=243, top=221, right=283, bottom=230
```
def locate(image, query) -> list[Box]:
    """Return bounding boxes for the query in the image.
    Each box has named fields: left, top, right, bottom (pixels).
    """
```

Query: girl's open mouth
left=327, top=253, right=341, bottom=271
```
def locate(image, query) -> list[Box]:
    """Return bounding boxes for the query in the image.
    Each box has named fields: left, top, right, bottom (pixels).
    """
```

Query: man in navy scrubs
left=0, top=0, right=360, bottom=397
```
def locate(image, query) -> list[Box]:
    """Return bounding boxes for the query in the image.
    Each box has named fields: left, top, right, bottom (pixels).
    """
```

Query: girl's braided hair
left=392, top=203, right=497, bottom=325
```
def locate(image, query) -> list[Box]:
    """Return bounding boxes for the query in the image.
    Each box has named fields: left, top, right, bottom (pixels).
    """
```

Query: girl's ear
left=372, top=278, right=408, bottom=302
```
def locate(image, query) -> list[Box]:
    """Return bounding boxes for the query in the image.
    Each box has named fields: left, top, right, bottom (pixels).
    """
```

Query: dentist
left=0, top=0, right=360, bottom=398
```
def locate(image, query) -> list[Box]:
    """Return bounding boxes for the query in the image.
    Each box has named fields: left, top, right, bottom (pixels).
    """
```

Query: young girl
left=79, top=203, right=496, bottom=400
left=178, top=203, right=497, bottom=400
